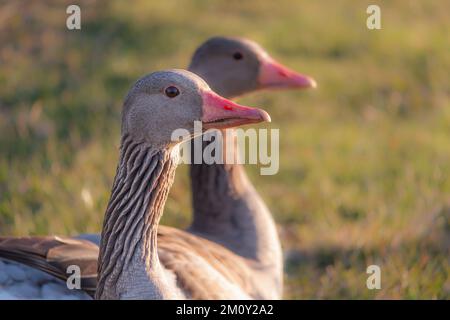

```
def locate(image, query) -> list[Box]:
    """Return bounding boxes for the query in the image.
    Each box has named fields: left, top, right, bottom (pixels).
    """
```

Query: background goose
left=0, top=37, right=314, bottom=299
left=0, top=69, right=272, bottom=299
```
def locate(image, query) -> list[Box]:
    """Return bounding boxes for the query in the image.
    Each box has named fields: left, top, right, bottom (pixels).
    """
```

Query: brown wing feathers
left=0, top=236, right=98, bottom=297
left=0, top=227, right=255, bottom=298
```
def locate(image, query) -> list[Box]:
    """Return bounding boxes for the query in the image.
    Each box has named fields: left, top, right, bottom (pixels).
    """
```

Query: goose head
left=121, top=69, right=271, bottom=147
left=189, top=36, right=316, bottom=98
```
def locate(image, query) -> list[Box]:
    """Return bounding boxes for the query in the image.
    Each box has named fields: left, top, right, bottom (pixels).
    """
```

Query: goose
left=0, top=69, right=271, bottom=299
left=0, top=37, right=315, bottom=299
left=187, top=37, right=316, bottom=299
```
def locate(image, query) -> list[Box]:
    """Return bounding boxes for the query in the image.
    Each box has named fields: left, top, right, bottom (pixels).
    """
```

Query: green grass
left=0, top=0, right=449, bottom=299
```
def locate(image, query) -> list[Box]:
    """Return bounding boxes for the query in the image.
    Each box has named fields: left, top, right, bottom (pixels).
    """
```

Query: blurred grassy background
left=0, top=0, right=449, bottom=299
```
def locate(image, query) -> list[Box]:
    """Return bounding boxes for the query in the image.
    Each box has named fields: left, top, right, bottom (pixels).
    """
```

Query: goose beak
left=201, top=90, right=271, bottom=130
left=258, top=56, right=317, bottom=89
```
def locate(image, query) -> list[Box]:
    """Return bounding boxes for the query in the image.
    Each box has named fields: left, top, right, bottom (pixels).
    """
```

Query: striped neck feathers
left=96, top=135, right=178, bottom=299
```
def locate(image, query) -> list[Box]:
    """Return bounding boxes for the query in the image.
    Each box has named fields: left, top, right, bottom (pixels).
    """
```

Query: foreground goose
left=0, top=37, right=315, bottom=299
left=0, top=69, right=271, bottom=299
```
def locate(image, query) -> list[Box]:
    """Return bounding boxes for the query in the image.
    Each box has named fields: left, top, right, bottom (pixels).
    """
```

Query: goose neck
left=96, top=135, right=178, bottom=299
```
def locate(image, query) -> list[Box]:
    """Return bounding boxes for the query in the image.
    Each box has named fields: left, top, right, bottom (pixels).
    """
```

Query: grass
left=0, top=0, right=449, bottom=299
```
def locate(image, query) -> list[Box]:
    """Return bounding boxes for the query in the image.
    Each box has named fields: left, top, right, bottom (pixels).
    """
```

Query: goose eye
left=165, top=86, right=180, bottom=98
left=233, top=52, right=243, bottom=60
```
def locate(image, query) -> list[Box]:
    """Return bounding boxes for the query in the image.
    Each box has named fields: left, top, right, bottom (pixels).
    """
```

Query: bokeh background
left=0, top=0, right=449, bottom=299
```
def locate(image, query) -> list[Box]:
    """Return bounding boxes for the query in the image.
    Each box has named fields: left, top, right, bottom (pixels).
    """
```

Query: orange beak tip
left=259, top=57, right=317, bottom=90
left=261, top=110, right=271, bottom=123
left=201, top=90, right=271, bottom=129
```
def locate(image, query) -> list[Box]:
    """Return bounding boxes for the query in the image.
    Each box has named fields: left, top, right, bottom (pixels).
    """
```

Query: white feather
left=0, top=259, right=91, bottom=300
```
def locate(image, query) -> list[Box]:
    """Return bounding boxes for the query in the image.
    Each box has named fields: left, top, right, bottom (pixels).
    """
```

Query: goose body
left=0, top=38, right=316, bottom=299
left=0, top=259, right=89, bottom=300
left=0, top=226, right=276, bottom=299
left=188, top=37, right=316, bottom=298
left=0, top=69, right=272, bottom=299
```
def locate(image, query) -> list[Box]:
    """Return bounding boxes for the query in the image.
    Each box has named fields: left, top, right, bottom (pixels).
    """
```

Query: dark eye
left=232, top=52, right=243, bottom=60
left=165, top=86, right=180, bottom=98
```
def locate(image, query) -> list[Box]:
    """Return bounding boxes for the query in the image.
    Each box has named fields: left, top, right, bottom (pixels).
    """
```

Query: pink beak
left=201, top=90, right=271, bottom=130
left=258, top=56, right=317, bottom=89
